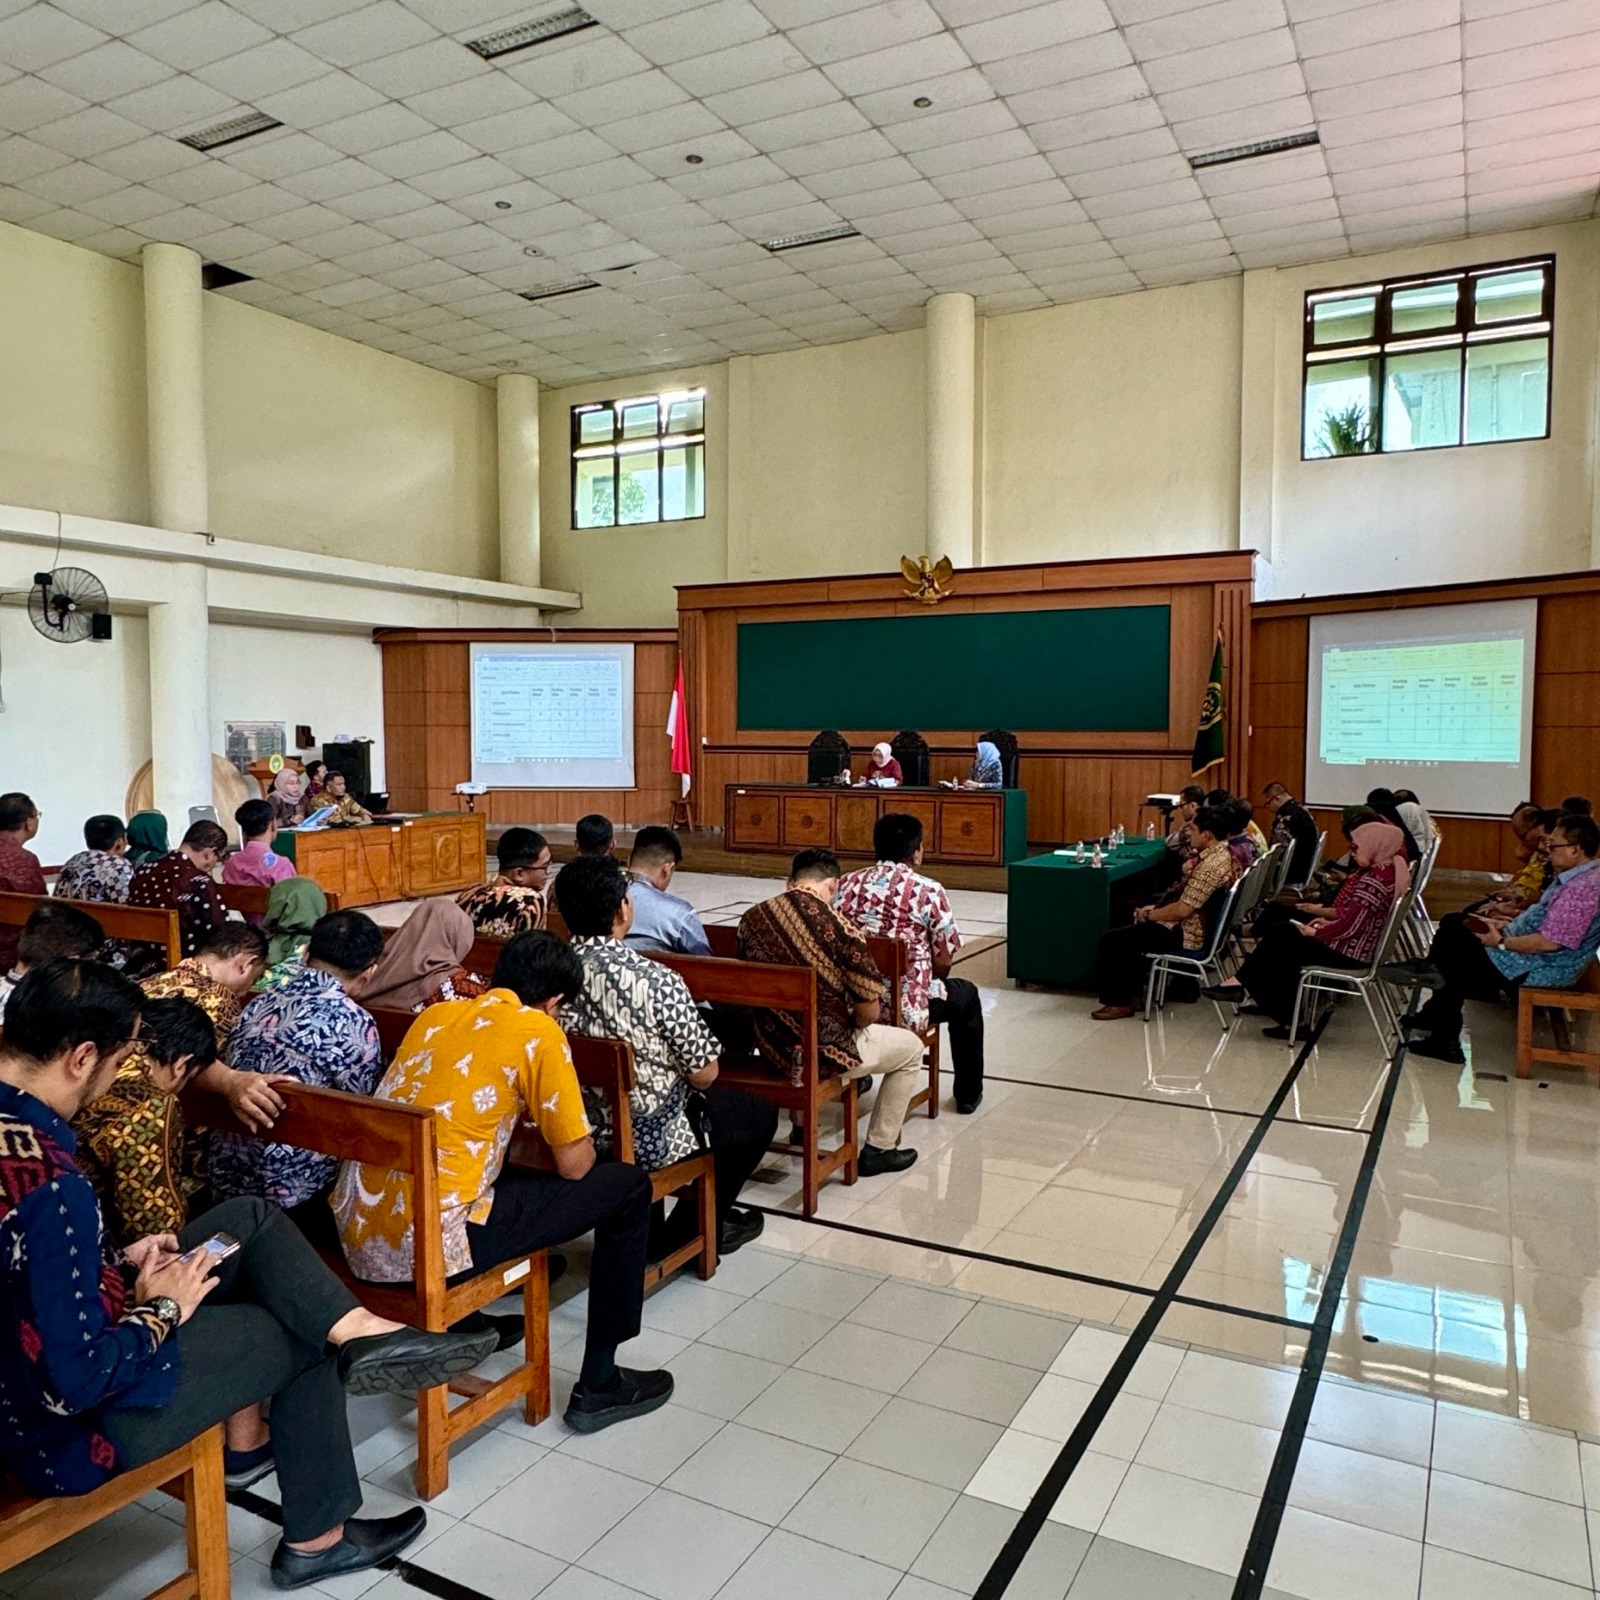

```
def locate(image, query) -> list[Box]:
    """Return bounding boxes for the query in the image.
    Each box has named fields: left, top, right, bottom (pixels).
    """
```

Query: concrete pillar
left=497, top=373, right=542, bottom=588
left=147, top=562, right=212, bottom=827
left=142, top=243, right=209, bottom=535
left=925, top=291, right=977, bottom=568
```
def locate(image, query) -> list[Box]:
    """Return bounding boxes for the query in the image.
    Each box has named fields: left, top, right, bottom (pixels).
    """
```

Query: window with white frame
left=570, top=389, right=706, bottom=528
left=1302, top=256, right=1553, bottom=459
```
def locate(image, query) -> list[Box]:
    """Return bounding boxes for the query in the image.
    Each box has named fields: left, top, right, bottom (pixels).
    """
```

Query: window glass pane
left=1390, top=280, right=1459, bottom=335
left=1475, top=268, right=1546, bottom=324
left=620, top=401, right=658, bottom=440
left=577, top=407, right=614, bottom=445
left=1466, top=336, right=1549, bottom=443
left=1382, top=347, right=1463, bottom=451
left=662, top=443, right=704, bottom=519
left=617, top=450, right=659, bottom=523
left=665, top=394, right=704, bottom=434
left=1303, top=358, right=1377, bottom=456
left=574, top=457, right=615, bottom=527
left=1311, top=295, right=1375, bottom=345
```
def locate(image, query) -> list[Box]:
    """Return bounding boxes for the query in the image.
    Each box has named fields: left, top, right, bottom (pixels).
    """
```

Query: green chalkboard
left=736, top=606, right=1171, bottom=732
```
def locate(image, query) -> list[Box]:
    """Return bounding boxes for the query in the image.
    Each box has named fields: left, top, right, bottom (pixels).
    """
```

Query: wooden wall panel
left=1253, top=575, right=1600, bottom=875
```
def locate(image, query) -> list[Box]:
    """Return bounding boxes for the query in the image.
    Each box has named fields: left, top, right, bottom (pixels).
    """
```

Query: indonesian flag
left=667, top=656, right=691, bottom=797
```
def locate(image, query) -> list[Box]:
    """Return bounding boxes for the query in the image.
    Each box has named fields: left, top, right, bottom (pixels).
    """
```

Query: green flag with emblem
left=1191, top=633, right=1224, bottom=778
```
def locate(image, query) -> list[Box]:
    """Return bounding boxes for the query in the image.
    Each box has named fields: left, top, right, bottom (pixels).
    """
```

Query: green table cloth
left=1006, top=837, right=1170, bottom=988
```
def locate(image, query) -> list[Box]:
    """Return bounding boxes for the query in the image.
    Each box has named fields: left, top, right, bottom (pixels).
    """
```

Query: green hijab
left=125, top=810, right=170, bottom=866
left=264, top=877, right=326, bottom=967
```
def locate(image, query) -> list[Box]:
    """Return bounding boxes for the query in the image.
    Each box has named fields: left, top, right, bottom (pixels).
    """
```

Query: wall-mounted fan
left=30, top=568, right=111, bottom=643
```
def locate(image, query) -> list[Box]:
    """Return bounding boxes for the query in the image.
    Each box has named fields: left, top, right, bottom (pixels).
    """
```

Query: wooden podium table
left=724, top=784, right=1027, bottom=866
left=275, top=812, right=486, bottom=908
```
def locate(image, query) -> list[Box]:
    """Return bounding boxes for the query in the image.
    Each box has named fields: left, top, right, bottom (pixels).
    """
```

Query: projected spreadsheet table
left=1321, top=638, right=1522, bottom=765
left=474, top=654, right=624, bottom=763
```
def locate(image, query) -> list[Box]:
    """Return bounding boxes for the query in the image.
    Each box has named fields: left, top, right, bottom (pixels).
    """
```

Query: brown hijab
left=351, top=899, right=477, bottom=1012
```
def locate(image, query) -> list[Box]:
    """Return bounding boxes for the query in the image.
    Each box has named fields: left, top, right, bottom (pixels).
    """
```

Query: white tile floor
left=14, top=868, right=1600, bottom=1599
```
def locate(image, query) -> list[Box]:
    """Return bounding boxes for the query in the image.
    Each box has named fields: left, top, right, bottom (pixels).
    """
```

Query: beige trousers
left=846, top=1023, right=926, bottom=1149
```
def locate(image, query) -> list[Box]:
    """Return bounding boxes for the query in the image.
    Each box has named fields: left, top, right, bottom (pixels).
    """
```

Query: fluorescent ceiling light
left=177, top=111, right=283, bottom=152
left=1188, top=130, right=1320, bottom=169
left=465, top=7, right=597, bottom=59
left=518, top=279, right=600, bottom=301
left=758, top=224, right=861, bottom=253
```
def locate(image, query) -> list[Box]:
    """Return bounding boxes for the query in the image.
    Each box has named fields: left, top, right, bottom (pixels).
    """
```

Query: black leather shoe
left=459, top=1310, right=524, bottom=1353
left=858, top=1143, right=918, bottom=1176
left=1407, top=1035, right=1466, bottom=1064
left=564, top=1367, right=674, bottom=1434
left=337, top=1326, right=496, bottom=1396
left=956, top=1093, right=983, bottom=1114
left=270, top=1508, right=426, bottom=1590
left=719, top=1206, right=765, bottom=1255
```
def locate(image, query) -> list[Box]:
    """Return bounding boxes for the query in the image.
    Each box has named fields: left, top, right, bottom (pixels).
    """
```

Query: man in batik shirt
left=128, top=820, right=228, bottom=959
left=55, top=814, right=135, bottom=903
left=458, top=828, right=551, bottom=938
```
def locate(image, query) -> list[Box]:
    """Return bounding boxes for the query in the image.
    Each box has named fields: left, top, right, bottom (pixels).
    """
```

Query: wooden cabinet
left=724, top=785, right=1026, bottom=866
left=286, top=812, right=486, bottom=908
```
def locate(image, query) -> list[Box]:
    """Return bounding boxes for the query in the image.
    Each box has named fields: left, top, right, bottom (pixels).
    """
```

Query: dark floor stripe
left=227, top=1488, right=498, bottom=1600
left=973, top=1014, right=1333, bottom=1600
left=1228, top=1031, right=1414, bottom=1599
left=745, top=1204, right=1314, bottom=1332
left=982, top=1072, right=1368, bottom=1134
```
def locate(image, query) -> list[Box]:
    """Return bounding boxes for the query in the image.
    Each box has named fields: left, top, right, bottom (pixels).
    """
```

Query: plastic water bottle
left=1145, top=821, right=1157, bottom=840
left=1075, top=841, right=1086, bottom=863
left=1091, top=844, right=1103, bottom=868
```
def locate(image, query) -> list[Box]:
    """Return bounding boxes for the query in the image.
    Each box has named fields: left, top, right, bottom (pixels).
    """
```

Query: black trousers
left=929, top=977, right=985, bottom=1101
left=1237, top=925, right=1364, bottom=1026
left=1097, top=921, right=1183, bottom=1006
left=663, top=1085, right=778, bottom=1245
left=467, top=1162, right=652, bottom=1358
left=102, top=1197, right=361, bottom=1545
left=1414, top=912, right=1515, bottom=1045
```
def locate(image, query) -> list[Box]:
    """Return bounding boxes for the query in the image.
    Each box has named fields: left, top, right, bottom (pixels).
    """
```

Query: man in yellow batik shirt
left=332, top=931, right=672, bottom=1437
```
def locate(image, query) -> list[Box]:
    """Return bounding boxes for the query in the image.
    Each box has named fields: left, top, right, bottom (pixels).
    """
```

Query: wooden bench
left=217, top=882, right=340, bottom=919
left=0, top=1426, right=228, bottom=1599
left=365, top=1007, right=717, bottom=1294
left=1517, top=962, right=1600, bottom=1082
left=181, top=1081, right=548, bottom=1500
left=704, top=923, right=941, bottom=1119
left=646, top=951, right=854, bottom=1216
left=0, top=890, right=184, bottom=971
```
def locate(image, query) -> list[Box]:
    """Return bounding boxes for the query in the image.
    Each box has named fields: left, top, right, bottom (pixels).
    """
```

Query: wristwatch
left=146, top=1295, right=181, bottom=1334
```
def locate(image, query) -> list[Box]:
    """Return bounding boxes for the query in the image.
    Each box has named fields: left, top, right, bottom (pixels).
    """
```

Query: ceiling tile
left=256, top=69, right=388, bottom=128
left=1465, top=32, right=1600, bottom=92
left=104, top=72, right=235, bottom=132
left=352, top=38, right=484, bottom=98
left=0, top=7, right=108, bottom=73
left=52, top=0, right=202, bottom=28
left=320, top=99, right=435, bottom=154
left=91, top=130, right=201, bottom=179
left=664, top=32, right=806, bottom=96
left=30, top=104, right=148, bottom=158
left=194, top=39, right=333, bottom=100
left=628, top=0, right=776, bottom=67
left=499, top=34, right=653, bottom=100
left=803, top=151, right=923, bottom=196
left=701, top=65, right=839, bottom=123
left=405, top=68, right=529, bottom=126
left=20, top=157, right=129, bottom=203
left=823, top=31, right=971, bottom=95
left=146, top=155, right=259, bottom=201
left=786, top=0, right=944, bottom=65
left=38, top=42, right=174, bottom=103
left=1296, top=0, right=1460, bottom=56
left=1154, top=60, right=1307, bottom=120
left=600, top=99, right=726, bottom=155
left=1310, top=58, right=1460, bottom=117
left=1140, top=28, right=1298, bottom=95
left=0, top=132, right=73, bottom=181
left=957, top=0, right=1117, bottom=64
left=985, top=29, right=1133, bottom=94
left=1172, top=93, right=1316, bottom=153
left=1028, top=97, right=1167, bottom=151
left=850, top=65, right=993, bottom=125
left=291, top=2, right=438, bottom=69
left=1301, top=27, right=1462, bottom=93
left=906, top=125, right=1036, bottom=176
left=225, top=130, right=346, bottom=179
left=1124, top=0, right=1287, bottom=60
left=1466, top=0, right=1596, bottom=57
left=129, top=3, right=273, bottom=73
left=275, top=153, right=392, bottom=198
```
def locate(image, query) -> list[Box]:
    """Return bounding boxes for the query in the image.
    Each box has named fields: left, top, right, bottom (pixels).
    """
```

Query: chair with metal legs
left=1286, top=882, right=1420, bottom=1055
left=1143, top=873, right=1250, bottom=1029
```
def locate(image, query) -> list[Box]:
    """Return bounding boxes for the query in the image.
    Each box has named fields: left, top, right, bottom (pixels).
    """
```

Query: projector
left=455, top=783, right=488, bottom=795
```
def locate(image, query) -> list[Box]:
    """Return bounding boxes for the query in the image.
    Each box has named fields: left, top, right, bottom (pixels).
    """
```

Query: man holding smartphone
left=0, top=958, right=499, bottom=1590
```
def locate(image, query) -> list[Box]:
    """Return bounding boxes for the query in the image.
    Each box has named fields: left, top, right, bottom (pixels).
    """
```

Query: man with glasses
left=1406, top=813, right=1600, bottom=1064
left=458, top=827, right=552, bottom=938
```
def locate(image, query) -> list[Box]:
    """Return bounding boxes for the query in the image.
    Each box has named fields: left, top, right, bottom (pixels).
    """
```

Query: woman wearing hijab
left=351, top=900, right=485, bottom=1013
left=961, top=740, right=1004, bottom=789
left=1210, top=821, right=1409, bottom=1037
left=859, top=742, right=903, bottom=786
left=124, top=811, right=170, bottom=869
left=256, top=877, right=327, bottom=991
left=1365, top=789, right=1422, bottom=864
left=269, top=767, right=308, bottom=827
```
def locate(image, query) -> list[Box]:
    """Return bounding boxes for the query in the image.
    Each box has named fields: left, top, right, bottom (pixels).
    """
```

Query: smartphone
left=179, top=1232, right=241, bottom=1268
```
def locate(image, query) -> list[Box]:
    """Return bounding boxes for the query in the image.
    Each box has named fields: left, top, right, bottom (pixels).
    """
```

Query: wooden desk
left=724, top=784, right=1028, bottom=865
left=275, top=812, right=486, bottom=908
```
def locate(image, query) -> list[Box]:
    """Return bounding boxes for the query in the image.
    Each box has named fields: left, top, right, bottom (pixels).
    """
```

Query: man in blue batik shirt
left=623, top=826, right=711, bottom=956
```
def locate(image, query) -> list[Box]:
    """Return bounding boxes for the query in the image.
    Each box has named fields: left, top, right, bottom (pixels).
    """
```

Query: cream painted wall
left=538, top=363, right=729, bottom=627
left=1258, top=222, right=1598, bottom=599
left=982, top=277, right=1245, bottom=566
left=731, top=331, right=926, bottom=580
left=205, top=297, right=499, bottom=580
left=0, top=222, right=148, bottom=527
left=0, top=607, right=152, bottom=866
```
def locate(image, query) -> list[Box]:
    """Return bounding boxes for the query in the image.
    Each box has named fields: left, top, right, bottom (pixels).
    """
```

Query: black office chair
left=890, top=730, right=930, bottom=787
left=979, top=728, right=1020, bottom=787
left=807, top=730, right=852, bottom=785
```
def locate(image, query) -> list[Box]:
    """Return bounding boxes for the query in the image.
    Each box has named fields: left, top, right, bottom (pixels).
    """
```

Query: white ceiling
left=0, top=0, right=1595, bottom=387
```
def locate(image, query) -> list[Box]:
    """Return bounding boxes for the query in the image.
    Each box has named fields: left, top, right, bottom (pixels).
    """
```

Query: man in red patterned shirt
left=836, top=813, right=986, bottom=1114
left=128, top=820, right=228, bottom=959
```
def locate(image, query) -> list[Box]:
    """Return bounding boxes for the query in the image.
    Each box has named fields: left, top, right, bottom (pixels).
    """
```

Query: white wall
left=208, top=623, right=386, bottom=796
left=0, top=607, right=151, bottom=866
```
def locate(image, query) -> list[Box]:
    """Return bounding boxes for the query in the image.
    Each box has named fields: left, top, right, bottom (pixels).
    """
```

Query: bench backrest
left=181, top=1078, right=449, bottom=1314
left=218, top=882, right=340, bottom=918
left=0, top=890, right=183, bottom=970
